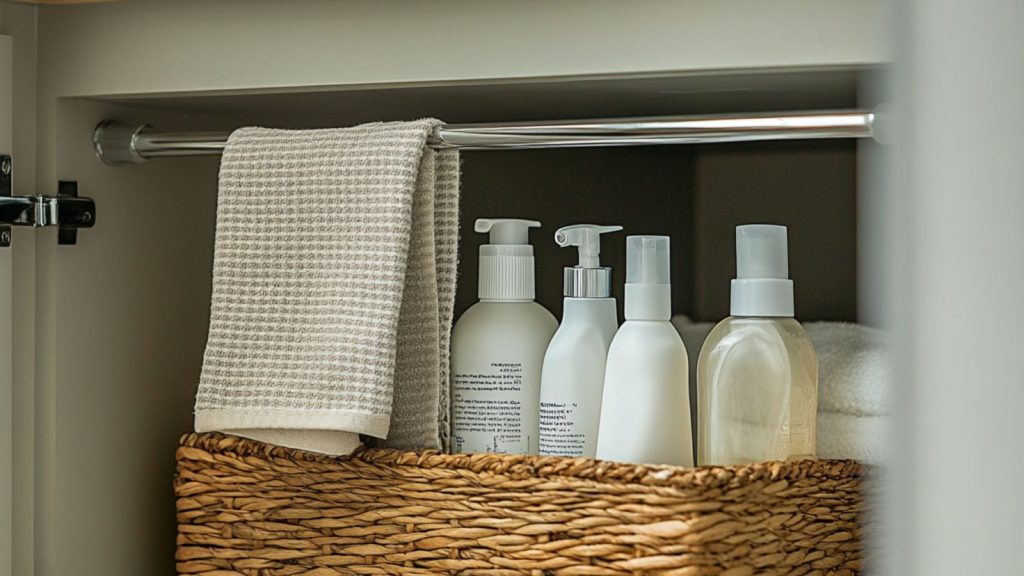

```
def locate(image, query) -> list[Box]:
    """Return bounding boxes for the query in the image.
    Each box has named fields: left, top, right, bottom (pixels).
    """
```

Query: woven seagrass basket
left=176, top=433, right=865, bottom=576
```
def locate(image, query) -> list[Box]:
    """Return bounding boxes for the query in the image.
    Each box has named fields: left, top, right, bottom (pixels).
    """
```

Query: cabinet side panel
left=0, top=4, right=38, bottom=575
left=0, top=33, right=13, bottom=576
left=40, top=100, right=223, bottom=576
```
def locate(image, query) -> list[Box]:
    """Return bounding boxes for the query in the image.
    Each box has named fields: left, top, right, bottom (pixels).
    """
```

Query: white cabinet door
left=0, top=33, right=14, bottom=576
left=888, top=1, right=1024, bottom=575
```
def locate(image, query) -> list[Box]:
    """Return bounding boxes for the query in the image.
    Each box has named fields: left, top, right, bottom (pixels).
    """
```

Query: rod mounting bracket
left=92, top=121, right=150, bottom=165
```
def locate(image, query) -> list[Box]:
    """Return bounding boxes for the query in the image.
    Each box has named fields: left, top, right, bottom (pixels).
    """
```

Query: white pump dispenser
left=474, top=218, right=541, bottom=301
left=596, top=236, right=693, bottom=466
left=539, top=224, right=622, bottom=457
left=697, top=225, right=818, bottom=465
left=451, top=218, right=558, bottom=455
left=558, top=225, right=621, bottom=268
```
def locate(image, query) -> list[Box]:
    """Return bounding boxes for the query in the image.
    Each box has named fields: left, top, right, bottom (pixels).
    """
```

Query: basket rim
left=179, top=432, right=863, bottom=490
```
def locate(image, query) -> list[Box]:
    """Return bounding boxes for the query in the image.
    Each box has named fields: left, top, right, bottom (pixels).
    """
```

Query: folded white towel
left=194, top=121, right=460, bottom=454
left=805, top=322, right=891, bottom=416
left=817, top=411, right=888, bottom=464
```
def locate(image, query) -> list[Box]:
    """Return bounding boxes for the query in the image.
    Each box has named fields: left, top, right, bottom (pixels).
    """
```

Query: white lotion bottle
left=697, top=225, right=818, bottom=466
left=539, top=224, right=623, bottom=457
left=451, top=218, right=558, bottom=455
left=596, top=236, right=693, bottom=466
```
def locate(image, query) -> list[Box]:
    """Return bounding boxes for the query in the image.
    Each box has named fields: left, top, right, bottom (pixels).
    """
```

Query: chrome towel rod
left=92, top=109, right=875, bottom=164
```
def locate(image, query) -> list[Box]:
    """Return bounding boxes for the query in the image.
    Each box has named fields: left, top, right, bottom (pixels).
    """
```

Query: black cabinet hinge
left=0, top=154, right=96, bottom=247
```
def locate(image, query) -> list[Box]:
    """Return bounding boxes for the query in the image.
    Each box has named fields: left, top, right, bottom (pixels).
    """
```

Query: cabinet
left=2, top=1, right=1023, bottom=576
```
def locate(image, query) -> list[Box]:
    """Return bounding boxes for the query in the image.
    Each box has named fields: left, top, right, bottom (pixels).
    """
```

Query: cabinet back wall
left=458, top=141, right=857, bottom=323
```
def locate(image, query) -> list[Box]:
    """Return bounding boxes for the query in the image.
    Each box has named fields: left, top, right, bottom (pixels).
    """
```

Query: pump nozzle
left=554, top=224, right=623, bottom=268
left=555, top=224, right=623, bottom=299
left=473, top=218, right=542, bottom=301
left=474, top=218, right=541, bottom=244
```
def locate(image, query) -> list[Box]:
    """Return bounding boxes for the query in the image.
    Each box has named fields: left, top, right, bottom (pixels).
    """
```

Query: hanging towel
left=194, top=120, right=460, bottom=454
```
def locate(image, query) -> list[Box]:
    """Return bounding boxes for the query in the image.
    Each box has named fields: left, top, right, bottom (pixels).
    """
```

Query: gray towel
left=194, top=120, right=460, bottom=453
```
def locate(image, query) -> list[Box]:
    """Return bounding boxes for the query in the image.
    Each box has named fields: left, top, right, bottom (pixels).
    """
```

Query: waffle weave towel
left=194, top=121, right=459, bottom=453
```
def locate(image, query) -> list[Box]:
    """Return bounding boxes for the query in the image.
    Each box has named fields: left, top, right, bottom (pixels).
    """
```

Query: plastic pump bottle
left=538, top=224, right=623, bottom=457
left=697, top=225, right=818, bottom=466
left=450, top=218, right=558, bottom=455
left=596, top=236, right=693, bottom=466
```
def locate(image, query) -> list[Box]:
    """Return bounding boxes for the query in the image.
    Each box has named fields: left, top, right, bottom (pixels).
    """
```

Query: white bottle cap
left=475, top=218, right=541, bottom=301
left=624, top=235, right=672, bottom=320
left=730, top=224, right=795, bottom=317
left=555, top=224, right=623, bottom=298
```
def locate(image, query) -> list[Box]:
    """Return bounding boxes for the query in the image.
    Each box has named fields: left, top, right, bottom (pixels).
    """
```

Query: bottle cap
left=474, top=218, right=541, bottom=301
left=731, top=224, right=795, bottom=317
left=555, top=224, right=622, bottom=298
left=626, top=235, right=670, bottom=285
left=624, top=236, right=672, bottom=320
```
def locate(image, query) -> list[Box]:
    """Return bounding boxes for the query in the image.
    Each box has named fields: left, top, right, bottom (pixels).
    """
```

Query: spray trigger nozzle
left=555, top=224, right=623, bottom=268
left=475, top=218, right=542, bottom=245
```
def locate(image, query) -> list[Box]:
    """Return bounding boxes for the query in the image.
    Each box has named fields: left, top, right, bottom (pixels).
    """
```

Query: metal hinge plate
left=0, top=154, right=95, bottom=247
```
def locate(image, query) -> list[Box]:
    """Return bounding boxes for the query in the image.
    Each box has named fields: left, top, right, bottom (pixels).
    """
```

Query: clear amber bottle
left=697, top=316, right=817, bottom=465
left=697, top=225, right=818, bottom=466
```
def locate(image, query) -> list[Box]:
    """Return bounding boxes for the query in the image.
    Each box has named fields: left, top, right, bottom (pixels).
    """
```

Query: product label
left=539, top=401, right=586, bottom=457
left=452, top=362, right=527, bottom=454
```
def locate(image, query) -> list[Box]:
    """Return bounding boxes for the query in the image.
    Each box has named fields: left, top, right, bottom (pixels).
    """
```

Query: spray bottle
left=697, top=224, right=818, bottom=465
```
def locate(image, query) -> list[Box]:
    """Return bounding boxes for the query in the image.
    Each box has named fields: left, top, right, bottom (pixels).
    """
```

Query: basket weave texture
left=176, top=433, right=864, bottom=576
